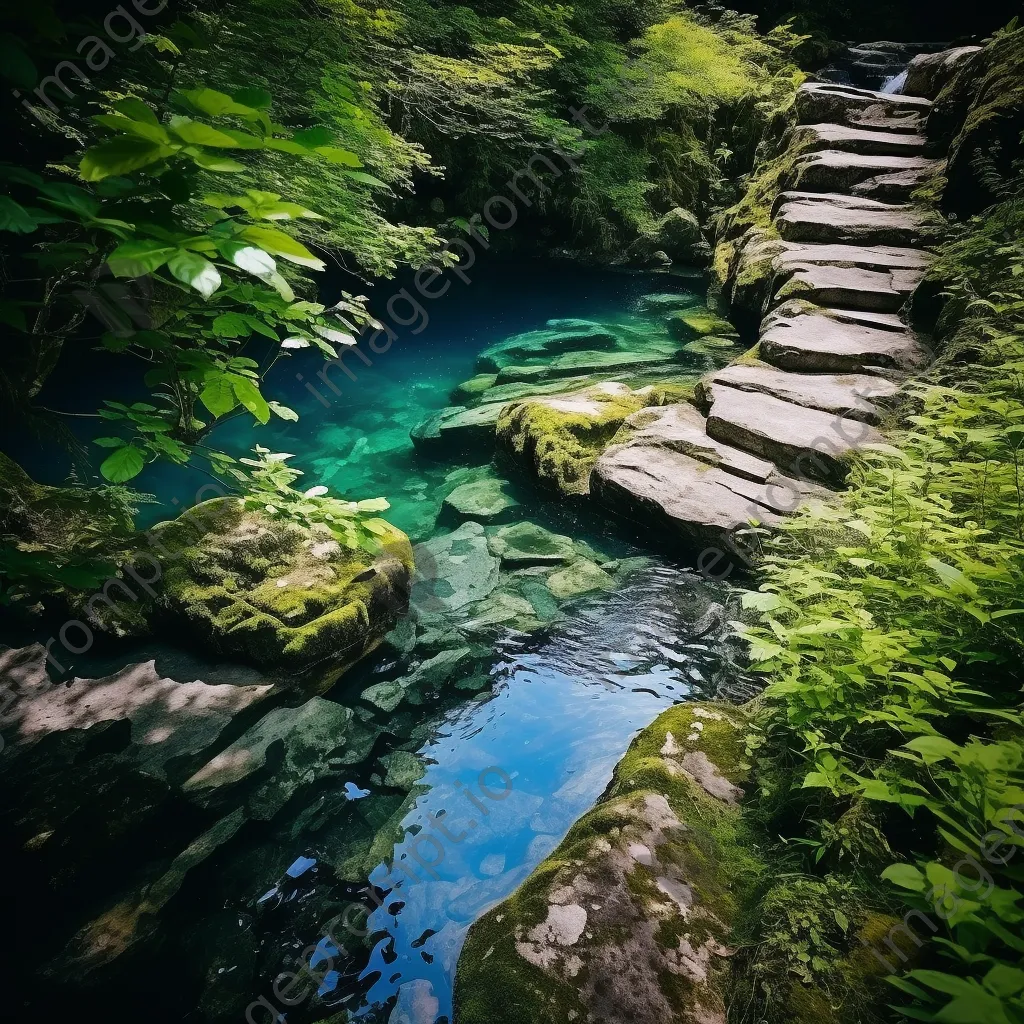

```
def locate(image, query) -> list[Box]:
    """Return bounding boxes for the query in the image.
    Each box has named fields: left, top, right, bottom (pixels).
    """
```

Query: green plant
left=239, top=446, right=393, bottom=553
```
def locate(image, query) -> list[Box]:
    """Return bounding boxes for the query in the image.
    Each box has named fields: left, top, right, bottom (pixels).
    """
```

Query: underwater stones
left=666, top=308, right=737, bottom=341
left=411, top=521, right=499, bottom=613
left=488, top=521, right=576, bottom=566
left=903, top=46, right=981, bottom=100
left=790, top=122, right=927, bottom=157
left=637, top=291, right=701, bottom=313
left=773, top=194, right=943, bottom=246
left=450, top=374, right=498, bottom=404
left=379, top=750, right=427, bottom=790
left=2, top=645, right=273, bottom=781
left=496, top=348, right=680, bottom=382
left=476, top=324, right=620, bottom=372
left=454, top=702, right=758, bottom=1024
left=545, top=559, right=613, bottom=601
left=791, top=150, right=942, bottom=194
left=151, top=499, right=412, bottom=682
left=411, top=403, right=504, bottom=457
left=794, top=82, right=931, bottom=128
left=702, top=383, right=882, bottom=487
left=696, top=362, right=896, bottom=424
left=496, top=382, right=655, bottom=496
left=441, top=474, right=521, bottom=523
left=184, top=697, right=369, bottom=819
left=759, top=300, right=931, bottom=374
left=462, top=591, right=540, bottom=632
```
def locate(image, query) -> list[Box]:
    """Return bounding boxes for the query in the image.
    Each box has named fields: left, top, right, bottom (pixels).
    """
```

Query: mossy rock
left=441, top=473, right=521, bottom=524
left=545, top=558, right=613, bottom=600
left=455, top=701, right=765, bottom=1024
left=151, top=498, right=413, bottom=681
left=487, top=521, right=576, bottom=566
left=667, top=308, right=739, bottom=341
left=450, top=373, right=498, bottom=404
left=496, top=382, right=658, bottom=496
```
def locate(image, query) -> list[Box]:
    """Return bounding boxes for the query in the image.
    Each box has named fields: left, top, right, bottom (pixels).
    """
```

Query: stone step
left=851, top=163, right=946, bottom=203
left=591, top=402, right=829, bottom=555
left=774, top=194, right=944, bottom=246
left=795, top=82, right=931, bottom=131
left=792, top=150, right=943, bottom=194
left=791, top=123, right=927, bottom=157
left=759, top=300, right=931, bottom=374
left=695, top=361, right=897, bottom=424
left=771, top=259, right=926, bottom=313
left=703, top=384, right=882, bottom=487
left=771, top=239, right=932, bottom=273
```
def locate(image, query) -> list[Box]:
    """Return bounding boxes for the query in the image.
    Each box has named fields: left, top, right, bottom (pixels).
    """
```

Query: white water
left=881, top=69, right=908, bottom=94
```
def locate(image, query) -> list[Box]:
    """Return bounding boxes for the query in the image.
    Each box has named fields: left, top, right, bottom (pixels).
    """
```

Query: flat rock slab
left=759, top=301, right=931, bottom=374
left=697, top=361, right=897, bottom=423
left=617, top=402, right=787, bottom=483
left=792, top=151, right=943, bottom=193
left=791, top=122, right=926, bottom=157
left=773, top=240, right=931, bottom=273
left=703, top=383, right=881, bottom=487
left=851, top=164, right=945, bottom=202
left=0, top=645, right=273, bottom=780
left=592, top=444, right=807, bottom=555
left=772, top=260, right=924, bottom=312
left=774, top=196, right=943, bottom=246
left=795, top=83, right=931, bottom=128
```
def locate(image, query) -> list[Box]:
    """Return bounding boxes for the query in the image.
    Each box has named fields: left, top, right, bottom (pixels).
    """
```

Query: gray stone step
left=771, top=259, right=926, bottom=313
left=774, top=193, right=944, bottom=246
left=792, top=151, right=943, bottom=194
left=795, top=83, right=931, bottom=130
left=791, top=123, right=927, bottom=157
left=851, top=163, right=946, bottom=202
left=703, top=384, right=882, bottom=487
left=772, top=239, right=932, bottom=273
left=695, top=361, right=897, bottom=424
left=759, top=300, right=931, bottom=374
left=591, top=403, right=827, bottom=554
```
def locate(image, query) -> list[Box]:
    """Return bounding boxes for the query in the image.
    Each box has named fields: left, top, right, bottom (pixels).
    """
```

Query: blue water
left=10, top=259, right=750, bottom=1024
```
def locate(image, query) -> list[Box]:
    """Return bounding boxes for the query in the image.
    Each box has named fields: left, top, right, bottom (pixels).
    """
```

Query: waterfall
left=880, top=69, right=908, bottom=94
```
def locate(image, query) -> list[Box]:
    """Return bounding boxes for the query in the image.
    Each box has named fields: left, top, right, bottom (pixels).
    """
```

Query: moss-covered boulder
left=930, top=27, right=1024, bottom=215
left=151, top=498, right=413, bottom=681
left=496, top=382, right=659, bottom=496
left=455, top=701, right=763, bottom=1024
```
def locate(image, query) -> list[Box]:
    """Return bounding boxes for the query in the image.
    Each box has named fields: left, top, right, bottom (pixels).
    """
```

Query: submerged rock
left=545, top=558, right=613, bottom=600
left=487, top=521, right=577, bottom=566
left=455, top=702, right=763, bottom=1024
left=666, top=308, right=738, bottom=341
left=411, top=521, right=500, bottom=613
left=441, top=473, right=522, bottom=523
left=150, top=499, right=413, bottom=683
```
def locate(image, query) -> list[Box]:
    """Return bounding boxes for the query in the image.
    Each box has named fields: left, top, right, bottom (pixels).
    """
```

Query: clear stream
left=14, top=260, right=750, bottom=1023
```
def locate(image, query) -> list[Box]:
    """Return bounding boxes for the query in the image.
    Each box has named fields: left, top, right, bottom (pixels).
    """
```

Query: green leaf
left=92, top=113, right=170, bottom=144
left=0, top=196, right=40, bottom=233
left=80, top=138, right=174, bottom=181
left=113, top=98, right=160, bottom=125
left=269, top=401, right=299, bottom=422
left=342, top=169, right=389, bottom=188
left=36, top=182, right=102, bottom=218
left=167, top=250, right=222, bottom=298
left=903, top=735, right=961, bottom=764
left=313, top=146, right=362, bottom=167
left=176, top=88, right=260, bottom=119
left=232, top=376, right=270, bottom=424
left=983, top=965, right=1024, bottom=998
left=107, top=239, right=178, bottom=277
left=93, top=437, right=126, bottom=448
left=99, top=444, right=145, bottom=482
left=934, top=993, right=1010, bottom=1024
left=187, top=150, right=246, bottom=173
left=168, top=115, right=244, bottom=148
left=199, top=374, right=238, bottom=418
left=232, top=87, right=272, bottom=110
left=239, top=226, right=325, bottom=270
left=881, top=863, right=927, bottom=892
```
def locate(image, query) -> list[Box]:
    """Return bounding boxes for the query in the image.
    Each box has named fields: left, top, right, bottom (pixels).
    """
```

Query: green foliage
left=739, top=186, right=1024, bottom=1022
left=239, top=446, right=393, bottom=553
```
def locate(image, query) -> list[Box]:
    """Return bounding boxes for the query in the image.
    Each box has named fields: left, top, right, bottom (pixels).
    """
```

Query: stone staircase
left=592, top=79, right=941, bottom=567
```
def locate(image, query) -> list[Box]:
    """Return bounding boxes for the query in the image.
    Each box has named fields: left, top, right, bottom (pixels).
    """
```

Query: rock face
left=152, top=498, right=413, bottom=681
left=904, top=46, right=982, bottom=101
left=455, top=702, right=763, bottom=1024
